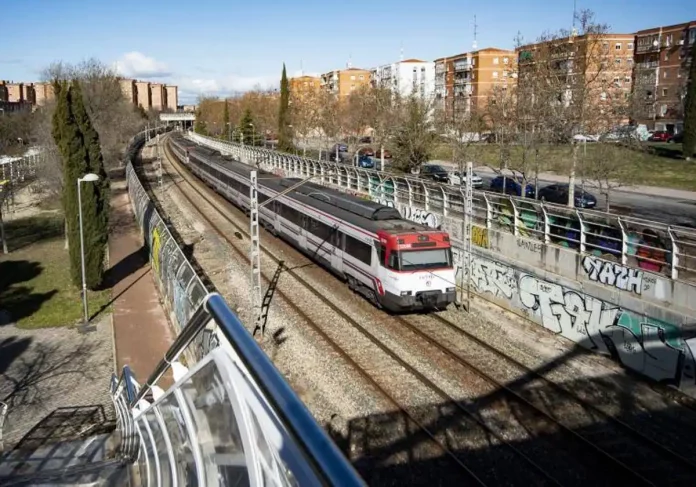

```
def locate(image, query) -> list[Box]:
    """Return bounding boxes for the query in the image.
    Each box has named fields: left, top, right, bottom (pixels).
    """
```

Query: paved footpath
left=108, top=167, right=175, bottom=389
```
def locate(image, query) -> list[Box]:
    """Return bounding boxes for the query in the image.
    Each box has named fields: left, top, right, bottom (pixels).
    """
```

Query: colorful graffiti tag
left=454, top=248, right=696, bottom=391
left=582, top=255, right=643, bottom=294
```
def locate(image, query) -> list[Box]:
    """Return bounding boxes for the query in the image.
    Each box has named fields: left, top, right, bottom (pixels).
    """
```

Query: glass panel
left=159, top=396, right=199, bottom=486
left=141, top=418, right=158, bottom=486
left=147, top=410, right=173, bottom=487
left=136, top=422, right=153, bottom=487
left=180, top=361, right=249, bottom=486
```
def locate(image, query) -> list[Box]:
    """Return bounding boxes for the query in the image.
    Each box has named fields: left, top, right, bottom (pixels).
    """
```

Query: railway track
left=146, top=136, right=696, bottom=485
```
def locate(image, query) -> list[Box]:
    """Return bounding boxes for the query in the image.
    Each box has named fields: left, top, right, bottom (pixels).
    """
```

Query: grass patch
left=2, top=213, right=64, bottom=252
left=0, top=216, right=111, bottom=329
left=430, top=142, right=696, bottom=191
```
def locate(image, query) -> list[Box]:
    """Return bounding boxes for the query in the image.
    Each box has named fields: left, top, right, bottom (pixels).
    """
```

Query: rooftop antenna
left=400, top=41, right=404, bottom=61
left=347, top=54, right=352, bottom=69
left=472, top=15, right=478, bottom=50
left=571, top=0, right=578, bottom=36
left=300, top=59, right=304, bottom=76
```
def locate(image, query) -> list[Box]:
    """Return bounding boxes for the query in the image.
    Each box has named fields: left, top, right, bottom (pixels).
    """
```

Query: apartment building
left=516, top=32, right=635, bottom=131
left=289, top=75, right=321, bottom=98
left=320, top=68, right=371, bottom=97
left=34, top=82, right=54, bottom=106
left=370, top=59, right=435, bottom=99
left=633, top=21, right=696, bottom=132
left=150, top=83, right=166, bottom=111
left=165, top=85, right=178, bottom=111
left=434, top=47, right=515, bottom=120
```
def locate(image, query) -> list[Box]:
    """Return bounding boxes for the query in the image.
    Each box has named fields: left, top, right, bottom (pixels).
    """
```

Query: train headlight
left=446, top=287, right=456, bottom=293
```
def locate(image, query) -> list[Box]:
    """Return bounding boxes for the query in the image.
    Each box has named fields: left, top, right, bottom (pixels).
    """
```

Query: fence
left=125, top=129, right=217, bottom=360
left=187, top=133, right=696, bottom=284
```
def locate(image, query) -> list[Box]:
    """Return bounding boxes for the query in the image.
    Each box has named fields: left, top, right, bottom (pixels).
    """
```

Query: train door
left=331, top=228, right=344, bottom=275
left=298, top=214, right=308, bottom=252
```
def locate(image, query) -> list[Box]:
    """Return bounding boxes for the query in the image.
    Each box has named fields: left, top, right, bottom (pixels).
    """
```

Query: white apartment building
left=370, top=59, right=435, bottom=99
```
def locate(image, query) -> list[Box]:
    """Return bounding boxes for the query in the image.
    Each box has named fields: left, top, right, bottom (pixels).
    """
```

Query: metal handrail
left=134, top=292, right=364, bottom=486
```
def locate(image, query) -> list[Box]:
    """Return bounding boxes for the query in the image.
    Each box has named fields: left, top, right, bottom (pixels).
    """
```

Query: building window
left=662, top=88, right=668, bottom=96
left=359, top=75, right=364, bottom=80
left=503, top=57, right=509, bottom=64
left=627, top=58, right=634, bottom=66
left=493, top=57, right=499, bottom=64
left=664, top=70, right=668, bottom=78
left=350, top=75, right=356, bottom=81
left=502, top=70, right=508, bottom=78
left=624, top=76, right=631, bottom=84
left=615, top=58, right=621, bottom=65
left=600, top=92, right=607, bottom=101
left=603, top=42, right=609, bottom=51
left=492, top=71, right=498, bottom=78
left=627, top=42, right=634, bottom=50
left=659, top=104, right=667, bottom=116
left=615, top=43, right=622, bottom=50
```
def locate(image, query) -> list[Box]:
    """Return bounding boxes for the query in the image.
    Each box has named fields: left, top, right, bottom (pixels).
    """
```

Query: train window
left=376, top=241, right=386, bottom=267
left=332, top=229, right=343, bottom=248
left=279, top=203, right=302, bottom=226
left=258, top=192, right=269, bottom=204
left=345, top=234, right=371, bottom=265
left=388, top=251, right=400, bottom=270
left=306, top=217, right=333, bottom=242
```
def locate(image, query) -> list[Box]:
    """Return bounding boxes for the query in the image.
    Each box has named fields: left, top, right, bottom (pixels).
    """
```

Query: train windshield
left=393, top=248, right=452, bottom=271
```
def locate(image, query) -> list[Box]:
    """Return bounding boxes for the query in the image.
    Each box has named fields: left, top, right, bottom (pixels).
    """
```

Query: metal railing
left=187, top=132, right=696, bottom=283
left=125, top=293, right=363, bottom=487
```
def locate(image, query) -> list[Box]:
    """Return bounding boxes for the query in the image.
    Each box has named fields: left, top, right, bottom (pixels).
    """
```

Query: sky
left=1, top=0, right=694, bottom=104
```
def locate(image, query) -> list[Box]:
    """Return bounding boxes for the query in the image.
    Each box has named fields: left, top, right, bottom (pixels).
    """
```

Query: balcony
left=636, top=37, right=660, bottom=54
left=636, top=61, right=659, bottom=69
left=453, top=78, right=470, bottom=86
left=453, top=60, right=472, bottom=71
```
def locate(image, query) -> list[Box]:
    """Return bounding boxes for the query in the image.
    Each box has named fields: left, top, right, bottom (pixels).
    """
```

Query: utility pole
left=249, top=171, right=262, bottom=337
left=464, top=161, right=473, bottom=311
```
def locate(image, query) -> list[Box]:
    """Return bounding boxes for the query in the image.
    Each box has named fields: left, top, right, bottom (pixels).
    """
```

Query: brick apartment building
left=1, top=78, right=178, bottom=112
left=320, top=68, right=371, bottom=98
left=289, top=75, right=321, bottom=99
left=434, top=47, right=515, bottom=121
left=633, top=21, right=696, bottom=132
left=515, top=32, right=635, bottom=132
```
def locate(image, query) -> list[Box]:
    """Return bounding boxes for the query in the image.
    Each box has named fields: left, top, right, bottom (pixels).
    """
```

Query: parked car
left=359, top=136, right=372, bottom=144
left=328, top=143, right=349, bottom=162
left=448, top=170, right=484, bottom=188
left=668, top=132, right=684, bottom=144
left=357, top=147, right=375, bottom=157
left=648, top=131, right=671, bottom=142
left=537, top=183, right=597, bottom=208
left=357, top=154, right=374, bottom=168
left=489, top=175, right=536, bottom=198
left=573, top=134, right=599, bottom=143
left=418, top=164, right=450, bottom=183
left=373, top=148, right=392, bottom=159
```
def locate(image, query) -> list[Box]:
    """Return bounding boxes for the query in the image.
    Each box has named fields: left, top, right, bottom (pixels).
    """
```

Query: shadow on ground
left=1, top=215, right=63, bottom=253
left=0, top=260, right=56, bottom=327
left=323, top=341, right=696, bottom=487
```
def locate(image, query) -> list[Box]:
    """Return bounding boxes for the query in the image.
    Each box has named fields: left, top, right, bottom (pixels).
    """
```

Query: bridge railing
left=186, top=132, right=696, bottom=283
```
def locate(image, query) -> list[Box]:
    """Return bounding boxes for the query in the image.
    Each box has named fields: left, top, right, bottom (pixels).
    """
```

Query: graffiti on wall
left=151, top=225, right=163, bottom=275
left=453, top=247, right=695, bottom=391
left=582, top=255, right=643, bottom=294
left=472, top=226, right=489, bottom=249
left=400, top=206, right=440, bottom=229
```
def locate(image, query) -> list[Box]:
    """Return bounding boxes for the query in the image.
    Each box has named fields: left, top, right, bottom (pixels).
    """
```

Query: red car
left=649, top=131, right=671, bottom=142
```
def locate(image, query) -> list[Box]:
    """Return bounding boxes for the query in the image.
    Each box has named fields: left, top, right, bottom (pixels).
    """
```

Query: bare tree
left=358, top=84, right=399, bottom=168
left=33, top=58, right=146, bottom=196
left=316, top=90, right=343, bottom=160
left=580, top=142, right=641, bottom=211
left=290, top=87, right=322, bottom=156
left=390, top=94, right=438, bottom=173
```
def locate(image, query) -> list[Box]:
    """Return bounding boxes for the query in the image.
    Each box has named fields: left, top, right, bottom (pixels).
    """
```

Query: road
left=470, top=171, right=696, bottom=228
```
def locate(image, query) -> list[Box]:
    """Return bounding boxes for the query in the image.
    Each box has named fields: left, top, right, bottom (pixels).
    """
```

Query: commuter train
left=168, top=134, right=457, bottom=312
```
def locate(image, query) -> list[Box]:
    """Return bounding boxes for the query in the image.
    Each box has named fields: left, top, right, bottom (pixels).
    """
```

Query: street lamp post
left=77, top=173, right=100, bottom=327
left=249, top=123, right=255, bottom=147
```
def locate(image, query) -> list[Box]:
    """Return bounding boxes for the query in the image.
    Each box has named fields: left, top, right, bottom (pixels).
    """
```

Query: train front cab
left=375, top=231, right=456, bottom=312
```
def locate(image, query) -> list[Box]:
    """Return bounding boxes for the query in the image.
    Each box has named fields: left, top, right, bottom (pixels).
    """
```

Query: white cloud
left=115, top=52, right=171, bottom=78
left=175, top=74, right=279, bottom=102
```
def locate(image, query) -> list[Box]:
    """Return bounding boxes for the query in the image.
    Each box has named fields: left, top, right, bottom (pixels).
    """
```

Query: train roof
left=181, top=139, right=438, bottom=236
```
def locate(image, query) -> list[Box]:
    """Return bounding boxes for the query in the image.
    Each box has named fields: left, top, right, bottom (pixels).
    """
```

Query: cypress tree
left=52, top=85, right=90, bottom=288
left=240, top=108, right=255, bottom=145
left=222, top=99, right=230, bottom=140
left=71, top=80, right=109, bottom=289
left=683, top=39, right=696, bottom=159
left=277, top=63, right=293, bottom=152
